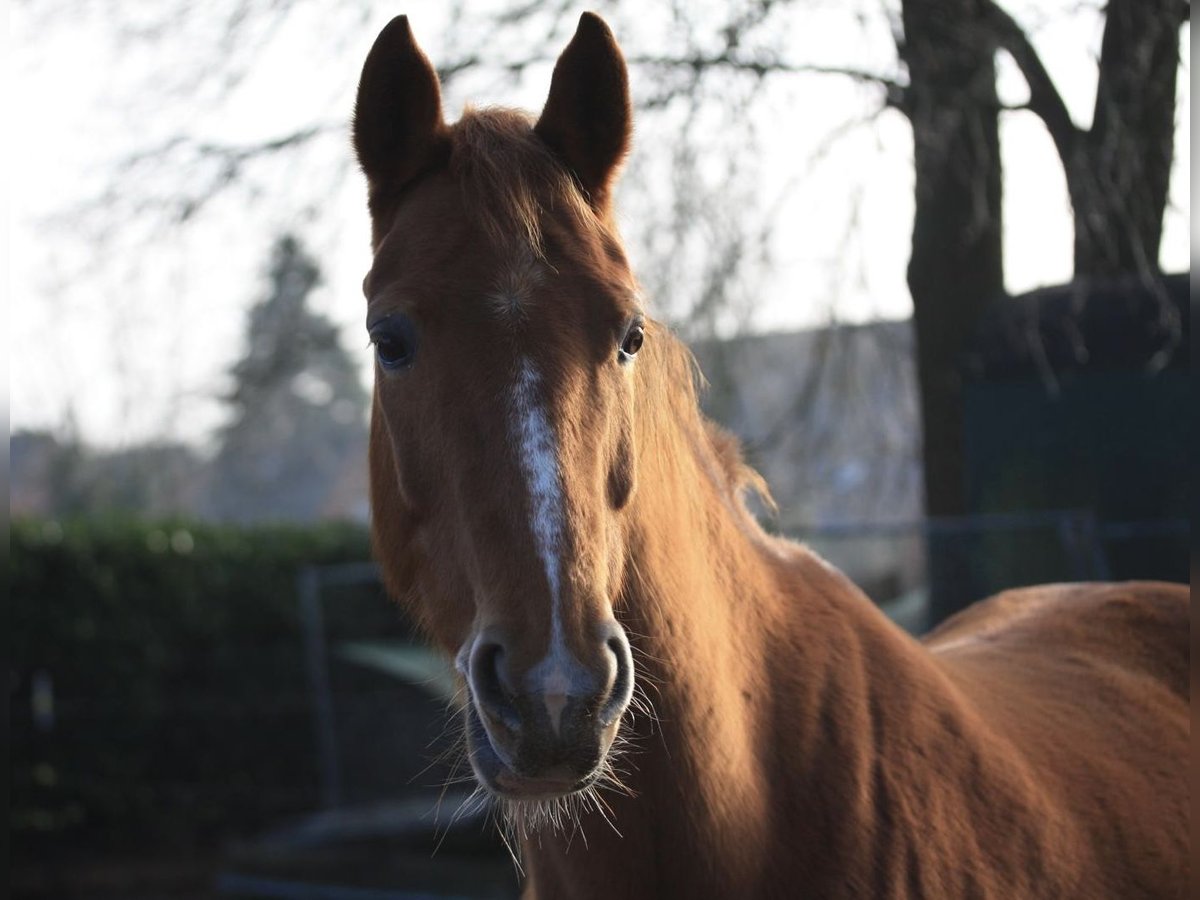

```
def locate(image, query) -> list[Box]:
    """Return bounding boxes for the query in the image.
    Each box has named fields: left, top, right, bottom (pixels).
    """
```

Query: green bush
left=10, top=517, right=374, bottom=853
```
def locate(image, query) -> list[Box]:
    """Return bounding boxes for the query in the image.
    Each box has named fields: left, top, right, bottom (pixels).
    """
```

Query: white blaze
left=509, top=360, right=571, bottom=734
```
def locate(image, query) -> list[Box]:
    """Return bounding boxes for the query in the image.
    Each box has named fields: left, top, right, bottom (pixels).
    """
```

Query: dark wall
left=955, top=273, right=1189, bottom=600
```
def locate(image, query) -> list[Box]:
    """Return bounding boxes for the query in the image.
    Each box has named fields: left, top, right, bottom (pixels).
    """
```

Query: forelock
left=449, top=107, right=598, bottom=257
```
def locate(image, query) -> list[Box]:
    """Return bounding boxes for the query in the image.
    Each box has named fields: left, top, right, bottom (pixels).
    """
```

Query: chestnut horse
left=352, top=13, right=1188, bottom=899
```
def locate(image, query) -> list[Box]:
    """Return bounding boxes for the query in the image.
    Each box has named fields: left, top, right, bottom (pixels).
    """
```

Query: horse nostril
left=470, top=641, right=520, bottom=729
left=601, top=626, right=635, bottom=726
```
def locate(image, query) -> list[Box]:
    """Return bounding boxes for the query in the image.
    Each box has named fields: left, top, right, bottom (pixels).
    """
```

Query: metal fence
left=295, top=509, right=1187, bottom=818
left=223, top=510, right=1186, bottom=898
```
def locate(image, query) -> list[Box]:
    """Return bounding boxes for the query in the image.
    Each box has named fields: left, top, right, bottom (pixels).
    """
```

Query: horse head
left=354, top=13, right=642, bottom=804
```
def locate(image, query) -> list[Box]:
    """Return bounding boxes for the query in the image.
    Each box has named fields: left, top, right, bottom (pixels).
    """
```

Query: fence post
left=1057, top=511, right=1109, bottom=581
left=298, top=566, right=342, bottom=810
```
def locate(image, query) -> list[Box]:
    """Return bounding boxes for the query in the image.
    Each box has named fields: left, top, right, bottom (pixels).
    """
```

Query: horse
left=351, top=13, right=1189, bottom=899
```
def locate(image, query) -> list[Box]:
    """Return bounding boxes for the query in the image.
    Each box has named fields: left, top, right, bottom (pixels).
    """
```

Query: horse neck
left=521, top=339, right=948, bottom=897
left=623, top=336, right=897, bottom=734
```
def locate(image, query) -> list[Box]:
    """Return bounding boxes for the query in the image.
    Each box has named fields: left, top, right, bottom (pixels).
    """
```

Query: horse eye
left=619, top=322, right=645, bottom=361
left=369, top=314, right=418, bottom=371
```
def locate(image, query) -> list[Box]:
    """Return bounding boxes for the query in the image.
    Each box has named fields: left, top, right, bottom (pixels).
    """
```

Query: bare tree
left=898, top=0, right=1187, bottom=616
left=13, top=1, right=1189, bottom=542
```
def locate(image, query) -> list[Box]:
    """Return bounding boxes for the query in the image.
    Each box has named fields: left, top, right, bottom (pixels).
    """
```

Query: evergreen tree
left=207, top=234, right=368, bottom=521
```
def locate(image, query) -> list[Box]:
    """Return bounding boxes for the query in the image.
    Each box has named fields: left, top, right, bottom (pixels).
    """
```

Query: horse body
left=351, top=13, right=1189, bottom=898
left=519, top=346, right=1187, bottom=899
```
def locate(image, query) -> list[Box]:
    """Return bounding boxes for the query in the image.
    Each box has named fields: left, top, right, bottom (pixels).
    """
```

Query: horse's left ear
left=535, top=13, right=632, bottom=212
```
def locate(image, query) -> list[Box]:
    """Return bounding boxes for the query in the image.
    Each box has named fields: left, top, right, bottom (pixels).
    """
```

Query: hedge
left=10, top=517, right=387, bottom=853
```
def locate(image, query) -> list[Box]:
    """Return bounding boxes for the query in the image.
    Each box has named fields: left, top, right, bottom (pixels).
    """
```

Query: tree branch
left=190, top=124, right=336, bottom=165
left=118, top=123, right=340, bottom=172
left=626, top=53, right=908, bottom=109
left=980, top=0, right=1080, bottom=164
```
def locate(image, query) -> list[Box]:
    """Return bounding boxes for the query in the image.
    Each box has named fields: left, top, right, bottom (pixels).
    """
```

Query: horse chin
left=465, top=702, right=605, bottom=801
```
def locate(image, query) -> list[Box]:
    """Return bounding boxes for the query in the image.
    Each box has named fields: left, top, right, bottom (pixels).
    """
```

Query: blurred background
left=7, top=1, right=1191, bottom=897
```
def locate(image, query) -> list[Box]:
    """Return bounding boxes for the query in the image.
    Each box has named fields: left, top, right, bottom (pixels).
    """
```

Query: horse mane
left=449, top=107, right=599, bottom=256
left=639, top=324, right=776, bottom=522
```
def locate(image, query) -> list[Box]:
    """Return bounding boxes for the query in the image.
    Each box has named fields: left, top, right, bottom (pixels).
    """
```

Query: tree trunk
left=1071, top=0, right=1185, bottom=277
left=901, top=0, right=1005, bottom=622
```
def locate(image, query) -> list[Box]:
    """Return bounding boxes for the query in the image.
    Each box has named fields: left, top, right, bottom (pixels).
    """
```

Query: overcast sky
left=7, top=1, right=1190, bottom=448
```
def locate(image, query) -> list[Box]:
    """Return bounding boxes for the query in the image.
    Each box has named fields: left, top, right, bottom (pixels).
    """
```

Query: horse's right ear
left=353, top=16, right=448, bottom=202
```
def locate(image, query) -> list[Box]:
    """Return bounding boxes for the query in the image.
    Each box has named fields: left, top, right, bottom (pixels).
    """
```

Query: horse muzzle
left=463, top=621, right=634, bottom=799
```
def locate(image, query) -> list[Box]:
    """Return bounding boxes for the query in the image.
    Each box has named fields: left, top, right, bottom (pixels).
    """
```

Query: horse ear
left=534, top=13, right=632, bottom=212
left=353, top=16, right=448, bottom=201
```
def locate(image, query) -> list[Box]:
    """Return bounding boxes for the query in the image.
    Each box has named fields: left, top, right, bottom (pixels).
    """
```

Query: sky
left=6, top=0, right=1191, bottom=448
